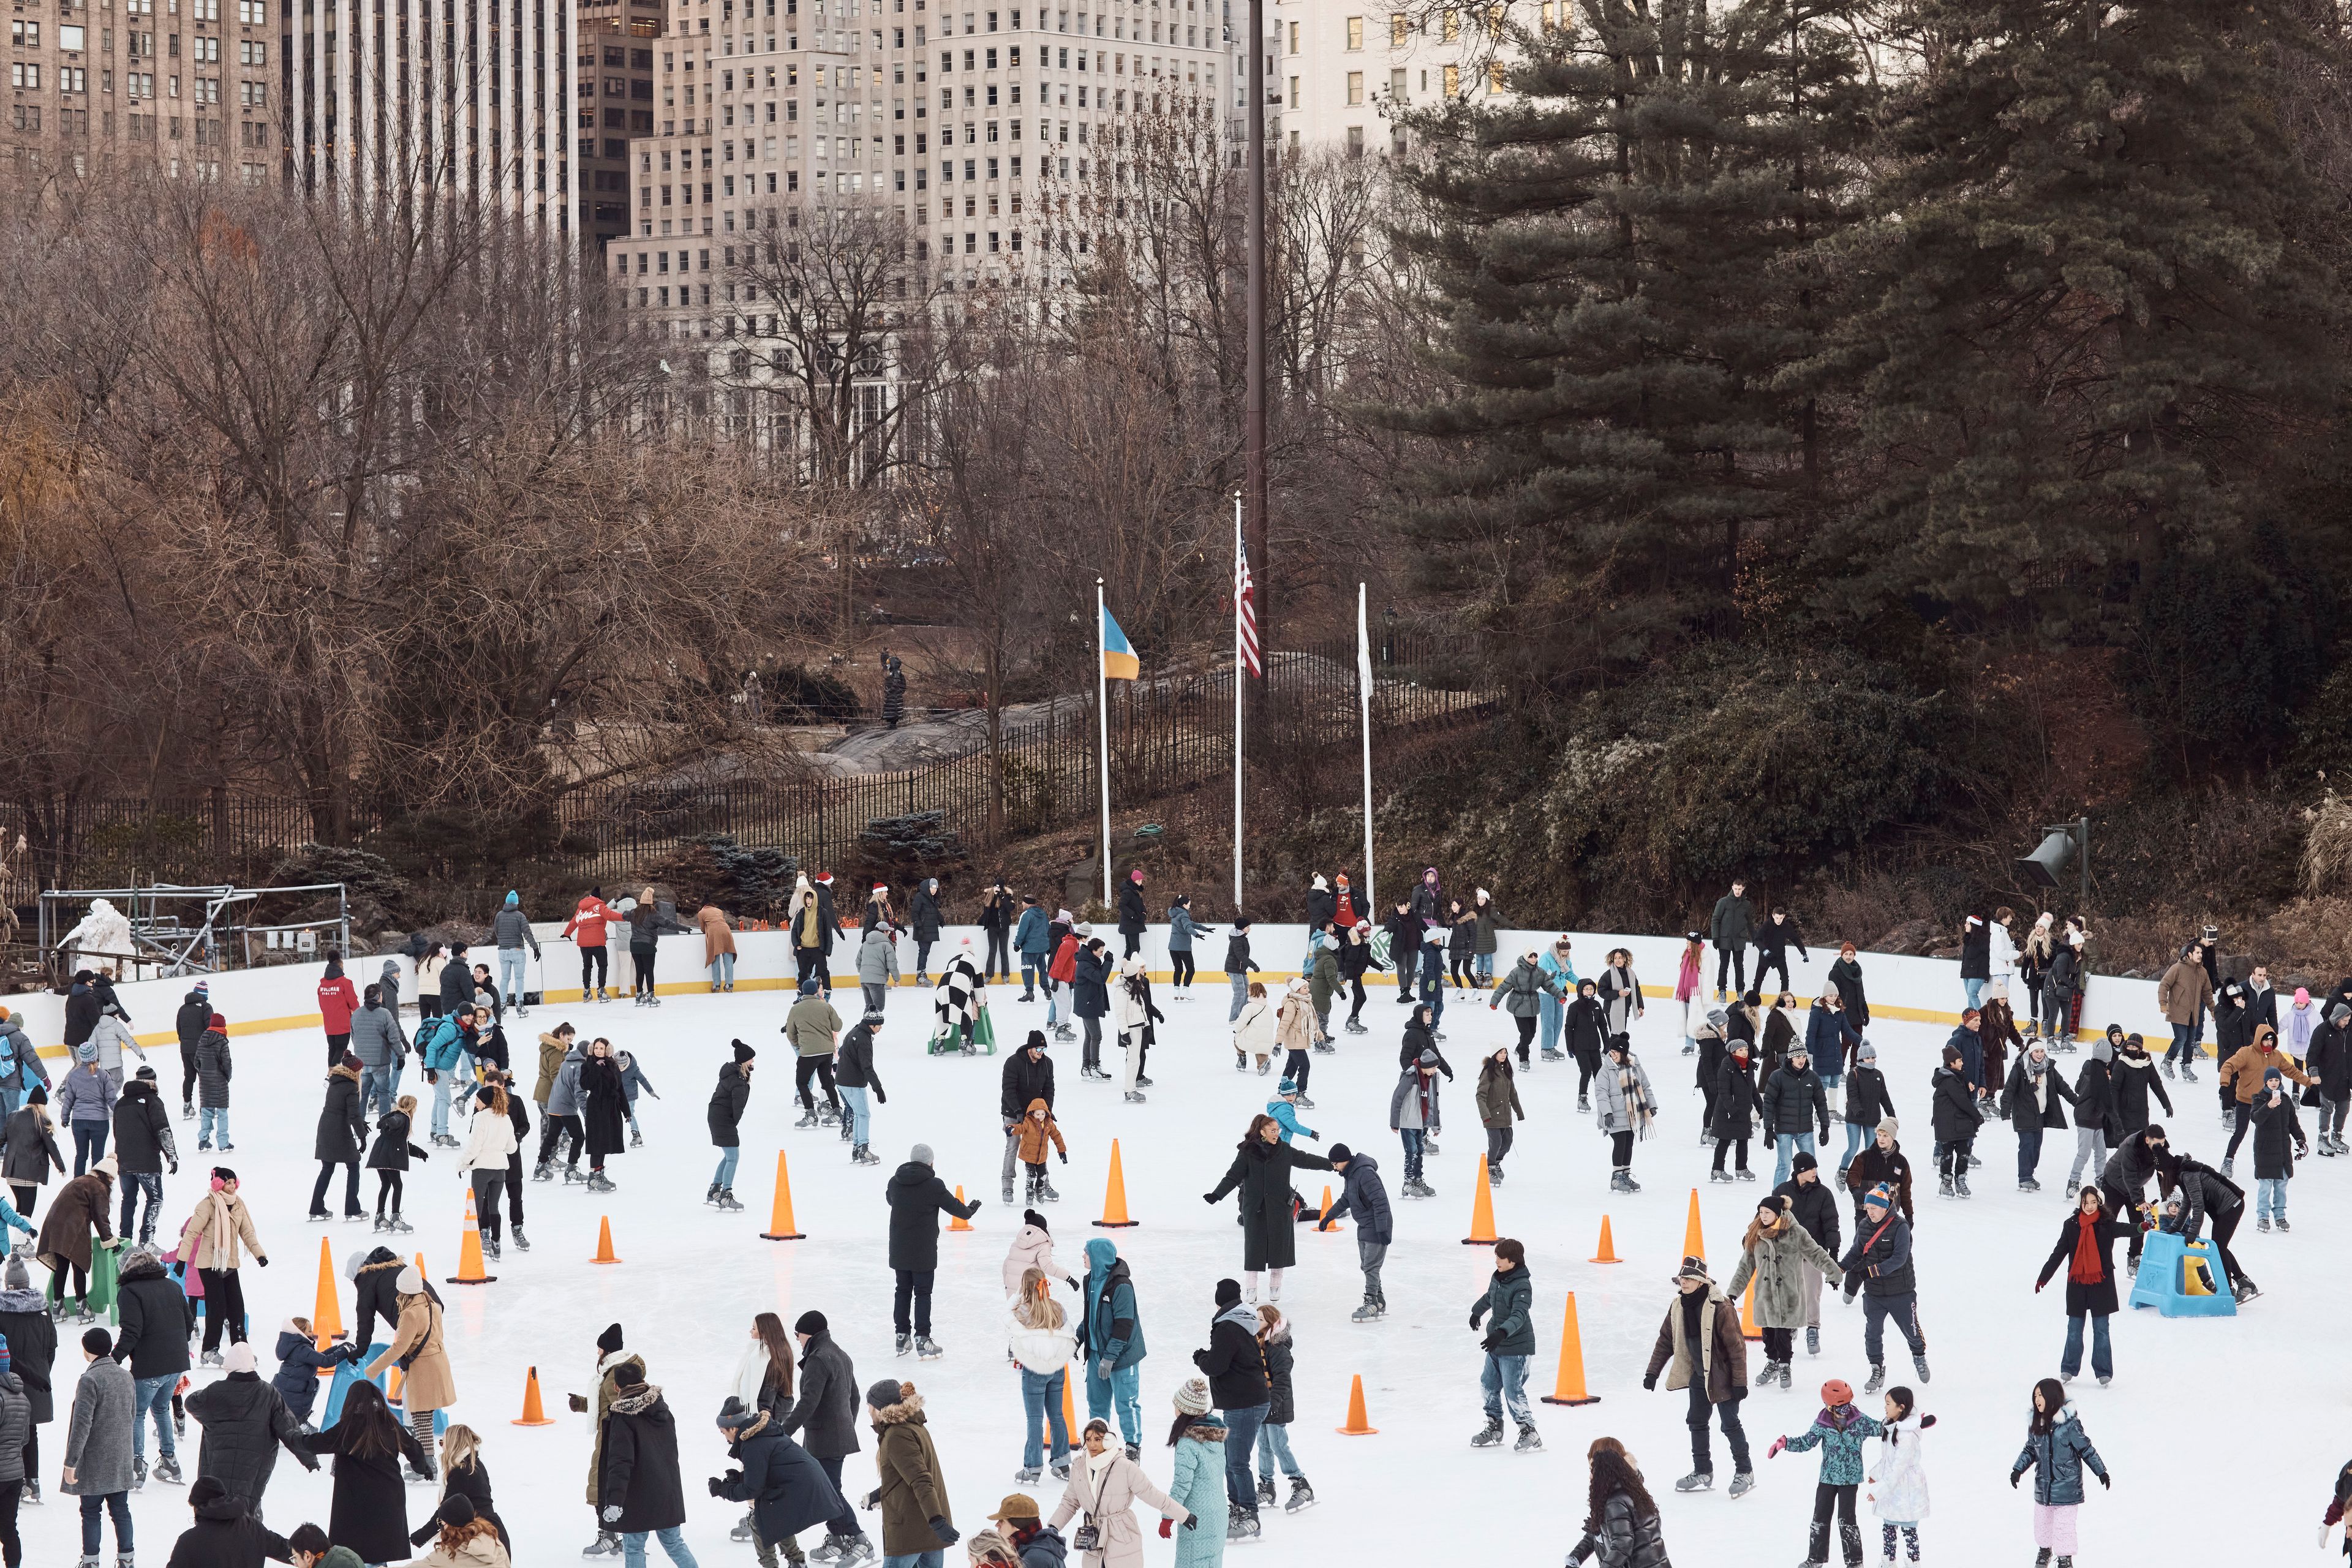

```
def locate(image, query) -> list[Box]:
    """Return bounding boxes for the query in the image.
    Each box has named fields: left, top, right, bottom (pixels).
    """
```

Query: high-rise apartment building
left=578, top=0, right=662, bottom=246
left=284, top=0, right=578, bottom=232
left=6, top=0, right=279, bottom=181
left=601, top=0, right=1226, bottom=331
left=1270, top=0, right=1540, bottom=156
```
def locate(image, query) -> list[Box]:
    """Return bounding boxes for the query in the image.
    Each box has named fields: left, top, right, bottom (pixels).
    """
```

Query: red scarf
left=2067, top=1210, right=2105, bottom=1284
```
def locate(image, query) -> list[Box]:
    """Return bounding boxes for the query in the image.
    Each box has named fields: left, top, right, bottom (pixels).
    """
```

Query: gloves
left=1203, top=1193, right=1218, bottom=1205
left=1095, top=1360, right=1112, bottom=1380
left=875, top=1091, right=888, bottom=1104
left=862, top=1490, right=881, bottom=1511
left=1059, top=1151, right=1068, bottom=1164
left=930, top=1517, right=959, bottom=1547
left=1159, top=1520, right=1174, bottom=1539
left=709, top=1477, right=727, bottom=1497
left=1480, top=1334, right=1501, bottom=1353
left=1468, top=1311, right=1483, bottom=1330
left=1766, top=1437, right=1787, bottom=1460
left=1066, top=1276, right=1081, bottom=1294
left=568, top=1393, right=589, bottom=1414
left=168, top=1163, right=179, bottom=1176
left=256, top=1256, right=270, bottom=1267
left=1642, top=1372, right=1658, bottom=1391
left=603, top=1506, right=624, bottom=1523
left=1918, top=1414, right=1937, bottom=1430
left=2098, top=1472, right=2110, bottom=1490
left=1184, top=1514, right=1198, bottom=1531
left=2010, top=1471, right=2021, bottom=1490
left=2033, top=1279, right=2043, bottom=1293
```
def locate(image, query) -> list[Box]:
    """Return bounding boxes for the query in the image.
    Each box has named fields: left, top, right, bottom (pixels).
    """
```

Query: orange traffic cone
left=513, top=1366, right=557, bottom=1427
left=1092, top=1140, right=1139, bottom=1229
left=1589, top=1215, right=1620, bottom=1265
left=1461, top=1155, right=1498, bottom=1245
left=312, top=1239, right=345, bottom=1371
left=1316, top=1185, right=1343, bottom=1231
left=1334, top=1374, right=1379, bottom=1436
left=592, top=1215, right=623, bottom=1264
left=445, top=1189, right=495, bottom=1286
left=1539, top=1292, right=1602, bottom=1407
left=1740, top=1273, right=1762, bottom=1341
left=949, top=1186, right=974, bottom=1232
left=1060, top=1365, right=1078, bottom=1439
left=1683, top=1188, right=1705, bottom=1265
left=760, top=1150, right=805, bottom=1241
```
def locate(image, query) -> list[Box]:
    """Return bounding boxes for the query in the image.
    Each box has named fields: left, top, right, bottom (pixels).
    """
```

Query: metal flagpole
left=1234, top=491, right=1245, bottom=915
left=1357, top=584, right=1376, bottom=916
left=1098, top=578, right=1113, bottom=911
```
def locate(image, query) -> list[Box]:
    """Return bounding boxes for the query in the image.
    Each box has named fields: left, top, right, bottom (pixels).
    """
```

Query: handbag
left=1071, top=1515, right=1100, bottom=1553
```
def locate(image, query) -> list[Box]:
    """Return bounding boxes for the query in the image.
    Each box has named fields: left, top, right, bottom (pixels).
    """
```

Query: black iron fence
left=3, top=633, right=1492, bottom=897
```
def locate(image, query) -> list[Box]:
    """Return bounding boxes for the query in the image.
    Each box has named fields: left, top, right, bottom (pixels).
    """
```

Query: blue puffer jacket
left=1782, top=1404, right=1883, bottom=1486
left=2012, top=1405, right=2106, bottom=1505
left=418, top=1016, right=469, bottom=1073
left=1264, top=1099, right=1316, bottom=1144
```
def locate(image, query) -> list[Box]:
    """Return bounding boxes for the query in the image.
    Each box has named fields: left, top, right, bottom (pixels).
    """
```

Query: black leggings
left=503, top=1150, right=526, bottom=1224
left=1611, top=1131, right=1634, bottom=1168
left=1347, top=975, right=1369, bottom=1023
left=580, top=948, right=608, bottom=993
left=325, top=1031, right=350, bottom=1070
left=539, top=1114, right=584, bottom=1168
left=376, top=1170, right=404, bottom=1215
left=1170, top=952, right=1196, bottom=988
left=631, top=947, right=657, bottom=998
left=796, top=1057, right=840, bottom=1110
left=198, top=1267, right=247, bottom=1351
left=473, top=1169, right=508, bottom=1243
left=1450, top=953, right=1475, bottom=988
left=1122, top=931, right=1142, bottom=959
left=1283, top=1049, right=1310, bottom=1097
left=1713, top=1135, right=1750, bottom=1173
left=986, top=931, right=1011, bottom=979
left=48, top=1261, right=88, bottom=1307
left=1577, top=1054, right=1600, bottom=1098
left=1512, top=1015, right=1536, bottom=1063
left=0, top=1476, right=20, bottom=1568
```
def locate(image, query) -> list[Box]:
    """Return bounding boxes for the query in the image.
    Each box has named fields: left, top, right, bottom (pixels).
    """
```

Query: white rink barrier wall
left=9, top=919, right=2226, bottom=1061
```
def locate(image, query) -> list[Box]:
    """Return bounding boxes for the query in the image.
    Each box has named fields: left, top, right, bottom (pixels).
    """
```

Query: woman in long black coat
left=310, top=1061, right=368, bottom=1219
left=1203, top=1114, right=1332, bottom=1289
left=1709, top=1041, right=1762, bottom=1179
left=580, top=1039, right=630, bottom=1186
left=301, top=1379, right=429, bottom=1564
left=2032, top=1186, right=2135, bottom=1384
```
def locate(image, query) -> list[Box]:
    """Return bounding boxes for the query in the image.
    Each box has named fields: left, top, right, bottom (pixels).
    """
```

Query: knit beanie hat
left=439, top=1495, right=478, bottom=1526
left=1174, top=1378, right=1212, bottom=1415
left=598, top=1322, right=626, bottom=1356
left=82, top=1327, right=113, bottom=1356
left=910, top=1144, right=935, bottom=1167
left=224, top=1343, right=257, bottom=1374
left=731, top=1040, right=756, bottom=1063
left=793, top=1310, right=827, bottom=1335
left=867, top=1378, right=907, bottom=1410
left=1215, top=1278, right=1242, bottom=1308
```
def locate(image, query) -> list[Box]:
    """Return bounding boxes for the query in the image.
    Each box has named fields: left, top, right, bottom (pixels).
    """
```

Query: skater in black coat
left=1561, top=981, right=1607, bottom=1101
left=364, top=1100, right=428, bottom=1229
left=1928, top=1049, right=1984, bottom=1197
left=2107, top=1035, right=2173, bottom=1144
left=165, top=1477, right=297, bottom=1568
left=716, top=1396, right=851, bottom=1556
left=1838, top=1043, right=1898, bottom=1178
left=407, top=1433, right=510, bottom=1555
left=1204, top=1115, right=1333, bottom=1295
left=186, top=1345, right=320, bottom=1508
left=2033, top=1187, right=2134, bottom=1385
left=886, top=1148, right=982, bottom=1350
left=1710, top=1042, right=1762, bottom=1180
left=309, top=1060, right=368, bottom=1220
left=580, top=1041, right=630, bottom=1185
left=111, top=1073, right=177, bottom=1245
left=598, top=1373, right=690, bottom=1539
left=111, top=1246, right=195, bottom=1396
left=1567, top=1436, right=1670, bottom=1568
left=300, top=1381, right=427, bottom=1564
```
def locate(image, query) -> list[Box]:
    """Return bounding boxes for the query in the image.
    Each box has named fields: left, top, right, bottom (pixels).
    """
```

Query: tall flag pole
left=1098, top=583, right=1139, bottom=911
left=1357, top=584, right=1376, bottom=916
left=1234, top=491, right=1261, bottom=914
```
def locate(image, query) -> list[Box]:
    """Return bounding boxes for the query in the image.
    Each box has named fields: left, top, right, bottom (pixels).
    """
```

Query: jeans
left=1963, top=977, right=1984, bottom=1011
left=1220, top=1403, right=1268, bottom=1512
left=2256, top=1177, right=2287, bottom=1223
left=840, top=1084, right=872, bottom=1145
left=1020, top=1367, right=1071, bottom=1469
left=361, top=1065, right=396, bottom=1119
left=2043, top=986, right=2073, bottom=1042
left=2060, top=1313, right=2113, bottom=1381
left=2016, top=1123, right=2044, bottom=1183
left=118, top=1172, right=164, bottom=1244
left=1229, top=973, right=1250, bottom=1022
left=1538, top=992, right=1564, bottom=1055
left=80, top=1493, right=132, bottom=1556
left=1861, top=1292, right=1925, bottom=1365
left=131, top=1372, right=178, bottom=1463
left=1020, top=955, right=1047, bottom=997
left=1839, top=1121, right=1868, bottom=1170
left=1773, top=1131, right=1815, bottom=1188
left=2167, top=1020, right=2198, bottom=1065
left=431, top=1068, right=456, bottom=1139
left=1475, top=952, right=1495, bottom=983
left=1686, top=1383, right=1750, bottom=1475
left=882, top=1556, right=945, bottom=1568
left=892, top=1268, right=935, bottom=1338
left=622, top=1526, right=700, bottom=1568
left=709, top=952, right=736, bottom=989
left=862, top=984, right=888, bottom=1016
left=1255, top=1420, right=1302, bottom=1480
left=1479, top=1352, right=1531, bottom=1425
left=71, top=1121, right=108, bottom=1175
left=2065, top=1125, right=2105, bottom=1191
left=712, top=1146, right=741, bottom=1189
left=197, top=1106, right=229, bottom=1147
left=1398, top=1127, right=1425, bottom=1183
left=1083, top=1359, right=1142, bottom=1447
left=499, top=949, right=529, bottom=1008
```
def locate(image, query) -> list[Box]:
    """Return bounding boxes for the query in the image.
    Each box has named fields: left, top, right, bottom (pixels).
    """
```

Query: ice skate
left=895, top=1334, right=912, bottom=1357
left=717, top=1188, right=744, bottom=1212
left=1863, top=1363, right=1885, bottom=1395
left=1257, top=1059, right=1271, bottom=1076
left=854, top=1144, right=881, bottom=1165
left=1226, top=1510, right=1261, bottom=1543
left=374, top=1215, right=390, bottom=1232
left=914, top=1335, right=943, bottom=1359
left=512, top=1226, right=530, bottom=1250
left=389, top=1215, right=413, bottom=1233
left=201, top=1349, right=225, bottom=1368
left=1736, top=1167, right=1757, bottom=1182
left=1016, top=1466, right=1044, bottom=1486
left=1541, top=1049, right=1565, bottom=1062
left=630, top=1126, right=644, bottom=1147
left=1727, top=1471, right=1757, bottom=1499
left=2277, top=1215, right=2292, bottom=1232
left=132, top=1457, right=147, bottom=1491
left=1711, top=1169, right=1733, bottom=1183
left=533, top=1161, right=554, bottom=1182
left=1256, top=1476, right=1275, bottom=1507
left=731, top=1510, right=758, bottom=1542
left=2220, top=1156, right=2234, bottom=1178
left=1351, top=1297, right=1384, bottom=1323
left=1424, top=1140, right=1439, bottom=1155
left=1513, top=1423, right=1542, bottom=1453
left=1937, top=1175, right=1954, bottom=1199
left=705, top=1183, right=720, bottom=1207
left=829, top=1536, right=878, bottom=1566
left=1577, top=1095, right=1591, bottom=1113
left=562, top=1164, right=586, bottom=1185
left=1953, top=1172, right=1971, bottom=1198
left=1049, top=1458, right=1072, bottom=1482
left=1911, top=1354, right=1930, bottom=1382
left=1286, top=1476, right=1314, bottom=1511
left=1806, top=1326, right=1820, bottom=1357
left=818, top=1102, right=841, bottom=1126
left=1471, top=1415, right=1504, bottom=1448
left=1036, top=1175, right=1060, bottom=1202
left=482, top=1236, right=501, bottom=1261
left=582, top=1530, right=622, bottom=1557
left=795, top=1108, right=820, bottom=1129
left=586, top=1171, right=616, bottom=1193
left=1674, top=1471, right=1714, bottom=1493
left=2256, top=1215, right=2270, bottom=1232
left=1123, top=1091, right=1147, bottom=1103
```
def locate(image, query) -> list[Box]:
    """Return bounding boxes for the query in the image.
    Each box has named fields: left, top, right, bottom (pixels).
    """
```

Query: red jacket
left=564, top=896, right=621, bottom=949
left=317, top=975, right=359, bottom=1035
left=1047, top=933, right=1079, bottom=985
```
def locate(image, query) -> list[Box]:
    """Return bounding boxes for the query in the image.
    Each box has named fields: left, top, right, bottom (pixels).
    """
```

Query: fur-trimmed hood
left=608, top=1382, right=664, bottom=1417
left=870, top=1393, right=927, bottom=1427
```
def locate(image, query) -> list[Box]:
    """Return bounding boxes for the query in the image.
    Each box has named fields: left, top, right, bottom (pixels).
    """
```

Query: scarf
left=1616, top=1063, right=1654, bottom=1137
left=2067, top=1210, right=2105, bottom=1285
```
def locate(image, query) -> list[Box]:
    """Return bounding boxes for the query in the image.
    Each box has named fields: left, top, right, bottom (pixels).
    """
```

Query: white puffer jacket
left=1868, top=1415, right=1931, bottom=1523
left=1006, top=1301, right=1076, bottom=1375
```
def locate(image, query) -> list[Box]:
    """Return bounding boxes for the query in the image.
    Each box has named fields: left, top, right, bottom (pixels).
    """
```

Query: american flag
left=1236, top=543, right=1263, bottom=677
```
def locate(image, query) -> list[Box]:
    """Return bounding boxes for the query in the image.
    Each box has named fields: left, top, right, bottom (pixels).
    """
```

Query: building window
left=1344, top=15, right=1360, bottom=48
left=1346, top=70, right=1360, bottom=104
left=1441, top=7, right=1458, bottom=39
left=1442, top=63, right=1458, bottom=96
left=1390, top=13, right=1407, bottom=45
left=1285, top=18, right=1296, bottom=51
left=1388, top=66, right=1404, bottom=99
left=1488, top=59, right=1504, bottom=91
left=1345, top=123, right=1362, bottom=155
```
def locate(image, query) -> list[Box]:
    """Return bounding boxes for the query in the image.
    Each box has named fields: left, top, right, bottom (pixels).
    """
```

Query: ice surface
left=22, top=981, right=2328, bottom=1564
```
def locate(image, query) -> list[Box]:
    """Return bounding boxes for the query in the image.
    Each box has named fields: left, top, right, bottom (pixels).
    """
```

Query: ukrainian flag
left=1102, top=606, right=1140, bottom=680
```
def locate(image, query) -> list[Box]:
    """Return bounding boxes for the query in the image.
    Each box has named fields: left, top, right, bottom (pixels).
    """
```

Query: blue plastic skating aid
left=2127, top=1229, right=2236, bottom=1317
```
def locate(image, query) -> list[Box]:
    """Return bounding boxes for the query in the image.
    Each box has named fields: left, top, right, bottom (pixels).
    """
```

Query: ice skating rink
left=21, top=979, right=2337, bottom=1564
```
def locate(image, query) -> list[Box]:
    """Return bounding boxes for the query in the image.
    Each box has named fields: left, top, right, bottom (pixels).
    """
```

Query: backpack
left=1369, top=929, right=1392, bottom=967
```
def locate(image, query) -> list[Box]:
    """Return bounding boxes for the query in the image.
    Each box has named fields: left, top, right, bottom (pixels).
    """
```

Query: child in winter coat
left=1476, top=1050, right=1525, bottom=1185
left=1015, top=1099, right=1068, bottom=1207
left=1594, top=1039, right=1656, bottom=1195
left=1768, top=1378, right=1884, bottom=1568
left=2249, top=1065, right=2307, bottom=1231
left=1866, top=1385, right=1934, bottom=1566
left=2011, top=1377, right=2108, bottom=1564
left=1252, top=1305, right=1311, bottom=1513
left=1233, top=984, right=1277, bottom=1076
left=366, top=1096, right=430, bottom=1233
left=1561, top=979, right=1607, bottom=1100
left=1165, top=1381, right=1229, bottom=1563
left=273, top=1316, right=359, bottom=1429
